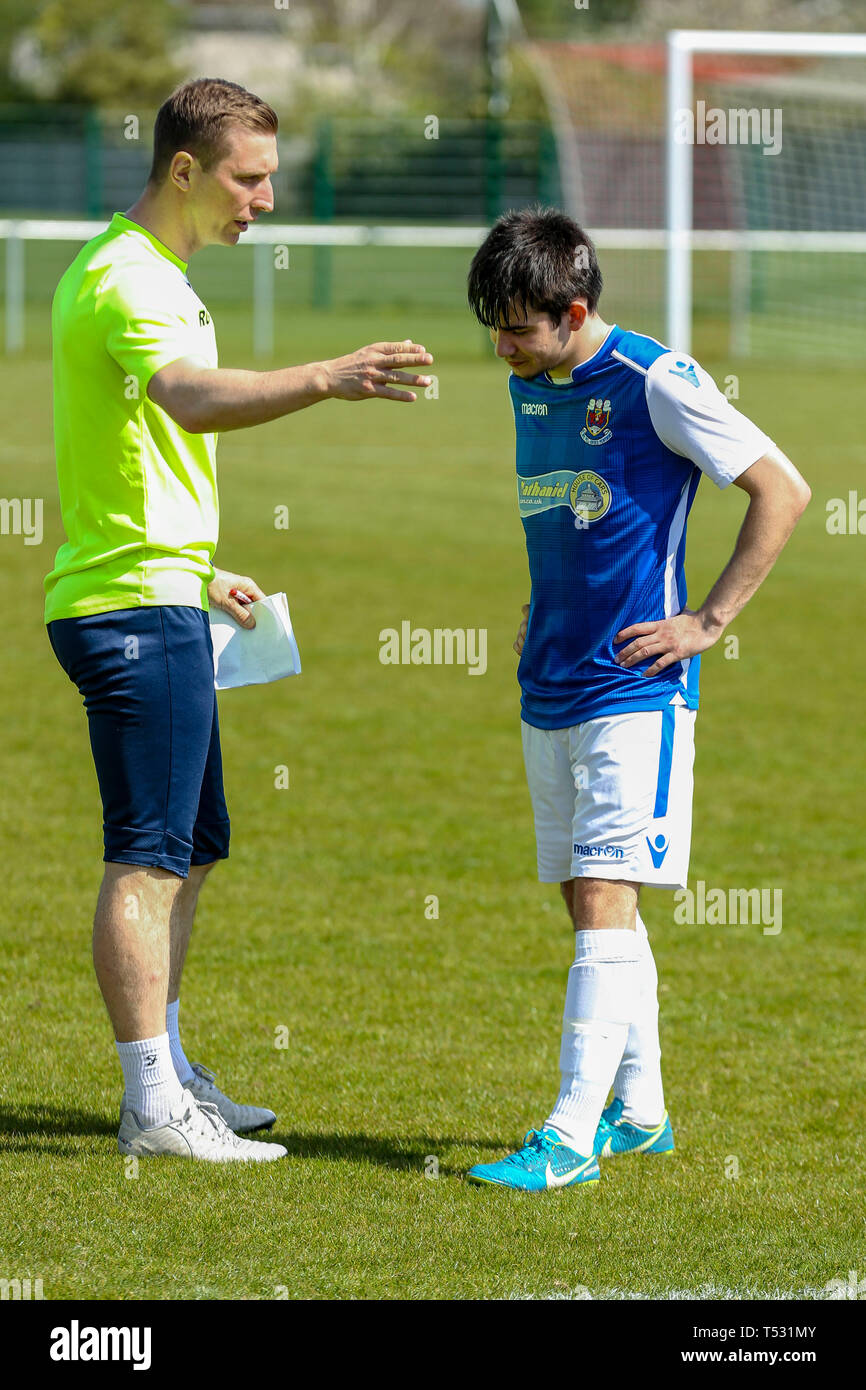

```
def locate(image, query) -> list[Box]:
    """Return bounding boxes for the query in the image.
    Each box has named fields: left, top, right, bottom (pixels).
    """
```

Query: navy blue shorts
left=47, top=606, right=230, bottom=878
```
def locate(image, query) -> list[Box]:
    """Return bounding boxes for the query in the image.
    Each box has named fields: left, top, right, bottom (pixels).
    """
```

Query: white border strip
left=1, top=220, right=863, bottom=253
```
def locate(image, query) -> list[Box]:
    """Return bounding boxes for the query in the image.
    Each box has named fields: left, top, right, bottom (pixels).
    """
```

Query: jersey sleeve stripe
left=610, top=348, right=649, bottom=376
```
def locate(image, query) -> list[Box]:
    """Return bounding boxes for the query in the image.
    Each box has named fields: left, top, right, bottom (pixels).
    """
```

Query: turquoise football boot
left=593, top=1097, right=674, bottom=1157
left=467, top=1127, right=600, bottom=1192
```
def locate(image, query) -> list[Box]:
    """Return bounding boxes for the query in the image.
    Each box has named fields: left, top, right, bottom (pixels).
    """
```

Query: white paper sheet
left=209, top=591, right=301, bottom=690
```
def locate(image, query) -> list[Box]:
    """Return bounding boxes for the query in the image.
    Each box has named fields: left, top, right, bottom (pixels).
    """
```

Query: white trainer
left=120, top=1063, right=278, bottom=1134
left=185, top=1063, right=278, bottom=1134
left=118, top=1089, right=287, bottom=1162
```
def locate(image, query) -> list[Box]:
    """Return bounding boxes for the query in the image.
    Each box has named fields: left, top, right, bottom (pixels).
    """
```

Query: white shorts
left=521, top=705, right=696, bottom=890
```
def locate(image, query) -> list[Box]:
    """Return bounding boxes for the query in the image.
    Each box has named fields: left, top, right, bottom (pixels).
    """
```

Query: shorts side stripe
left=653, top=705, right=676, bottom=819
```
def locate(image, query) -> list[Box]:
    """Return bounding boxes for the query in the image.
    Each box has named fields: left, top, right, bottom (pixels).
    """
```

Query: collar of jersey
left=110, top=212, right=188, bottom=273
left=540, top=324, right=622, bottom=387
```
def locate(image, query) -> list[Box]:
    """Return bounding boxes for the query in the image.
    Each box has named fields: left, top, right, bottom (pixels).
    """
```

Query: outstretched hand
left=323, top=339, right=434, bottom=402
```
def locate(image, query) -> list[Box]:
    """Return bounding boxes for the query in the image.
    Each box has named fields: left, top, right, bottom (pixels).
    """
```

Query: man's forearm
left=614, top=452, right=809, bottom=675
left=150, top=340, right=433, bottom=431
left=183, top=363, right=330, bottom=433
left=698, top=491, right=806, bottom=632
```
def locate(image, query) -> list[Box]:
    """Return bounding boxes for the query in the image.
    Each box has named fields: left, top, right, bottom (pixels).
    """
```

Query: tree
left=280, top=0, right=486, bottom=119
left=517, top=0, right=641, bottom=37
left=13, top=0, right=185, bottom=107
left=0, top=0, right=39, bottom=102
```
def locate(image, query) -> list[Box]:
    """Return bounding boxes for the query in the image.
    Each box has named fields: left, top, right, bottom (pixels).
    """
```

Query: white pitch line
left=511, top=1283, right=836, bottom=1301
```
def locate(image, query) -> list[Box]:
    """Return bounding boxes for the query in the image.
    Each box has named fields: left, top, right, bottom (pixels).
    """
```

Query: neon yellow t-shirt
left=44, top=211, right=220, bottom=622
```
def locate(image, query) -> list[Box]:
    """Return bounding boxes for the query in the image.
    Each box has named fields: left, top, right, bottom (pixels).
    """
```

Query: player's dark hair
left=467, top=205, right=603, bottom=327
left=147, top=78, right=278, bottom=186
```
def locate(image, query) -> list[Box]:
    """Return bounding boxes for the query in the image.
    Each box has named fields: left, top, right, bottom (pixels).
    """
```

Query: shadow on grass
left=0, top=1102, right=117, bottom=1155
left=273, top=1130, right=506, bottom=1175
left=0, top=1106, right=506, bottom=1172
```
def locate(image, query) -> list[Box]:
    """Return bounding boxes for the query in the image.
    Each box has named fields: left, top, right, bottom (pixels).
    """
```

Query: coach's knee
left=191, top=859, right=218, bottom=874
left=185, top=860, right=218, bottom=891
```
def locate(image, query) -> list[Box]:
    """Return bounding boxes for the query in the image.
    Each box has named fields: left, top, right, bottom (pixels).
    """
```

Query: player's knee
left=559, top=878, right=576, bottom=922
left=570, top=876, right=637, bottom=930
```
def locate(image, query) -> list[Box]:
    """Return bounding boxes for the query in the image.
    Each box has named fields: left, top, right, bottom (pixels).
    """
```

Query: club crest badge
left=580, top=397, right=612, bottom=445
left=569, top=470, right=612, bottom=524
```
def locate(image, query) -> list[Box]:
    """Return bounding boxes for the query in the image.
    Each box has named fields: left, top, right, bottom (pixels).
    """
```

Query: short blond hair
left=148, top=77, right=278, bottom=185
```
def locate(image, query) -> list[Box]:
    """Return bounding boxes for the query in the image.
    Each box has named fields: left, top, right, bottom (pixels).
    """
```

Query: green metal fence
left=0, top=105, right=560, bottom=224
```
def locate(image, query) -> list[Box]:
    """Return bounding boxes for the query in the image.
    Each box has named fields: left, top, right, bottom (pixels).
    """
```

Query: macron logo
left=668, top=360, right=700, bottom=388
left=647, top=834, right=670, bottom=869
left=50, top=1320, right=152, bottom=1371
left=573, top=843, right=624, bottom=860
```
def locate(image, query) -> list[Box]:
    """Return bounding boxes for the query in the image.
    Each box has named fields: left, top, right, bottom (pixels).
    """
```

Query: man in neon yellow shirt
left=46, top=77, right=433, bottom=1162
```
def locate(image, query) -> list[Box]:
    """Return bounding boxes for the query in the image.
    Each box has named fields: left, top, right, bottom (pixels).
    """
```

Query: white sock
left=545, top=928, right=641, bottom=1155
left=116, top=1032, right=185, bottom=1127
left=612, top=910, right=666, bottom=1126
left=166, top=998, right=195, bottom=1085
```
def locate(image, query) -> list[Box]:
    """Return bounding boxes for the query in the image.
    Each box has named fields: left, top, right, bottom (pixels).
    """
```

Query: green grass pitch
left=0, top=297, right=862, bottom=1300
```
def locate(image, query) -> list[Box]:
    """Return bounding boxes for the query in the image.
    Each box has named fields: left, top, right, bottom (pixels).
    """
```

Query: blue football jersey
left=512, top=325, right=773, bottom=728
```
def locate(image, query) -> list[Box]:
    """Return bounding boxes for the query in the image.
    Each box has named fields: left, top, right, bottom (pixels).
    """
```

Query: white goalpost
left=666, top=29, right=866, bottom=355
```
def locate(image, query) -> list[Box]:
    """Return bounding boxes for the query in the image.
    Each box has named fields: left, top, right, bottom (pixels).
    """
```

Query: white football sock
left=545, top=928, right=641, bottom=1155
left=612, top=910, right=666, bottom=1126
left=166, top=998, right=195, bottom=1086
left=116, top=1032, right=185, bottom=1128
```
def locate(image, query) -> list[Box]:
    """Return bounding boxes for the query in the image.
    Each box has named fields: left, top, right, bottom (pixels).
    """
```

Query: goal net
left=524, top=30, right=866, bottom=360
left=667, top=31, right=866, bottom=360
